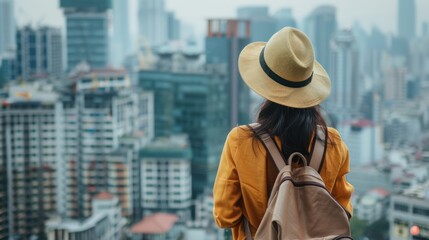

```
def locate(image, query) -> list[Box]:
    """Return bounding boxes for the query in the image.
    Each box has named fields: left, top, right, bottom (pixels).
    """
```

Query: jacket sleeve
left=331, top=143, right=354, bottom=218
left=213, top=128, right=243, bottom=228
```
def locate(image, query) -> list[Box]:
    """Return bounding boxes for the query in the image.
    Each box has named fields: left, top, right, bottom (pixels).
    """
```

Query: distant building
left=63, top=67, right=152, bottom=219
left=0, top=53, right=16, bottom=86
left=347, top=166, right=392, bottom=195
left=389, top=182, right=429, bottom=240
left=0, top=81, right=65, bottom=239
left=205, top=19, right=251, bottom=128
left=111, top=0, right=132, bottom=67
left=138, top=0, right=168, bottom=48
left=167, top=12, right=181, bottom=41
left=303, top=5, right=337, bottom=76
left=0, top=0, right=16, bottom=55
left=384, top=67, right=407, bottom=104
left=46, top=193, right=124, bottom=240
left=140, top=135, right=192, bottom=221
left=130, top=213, right=181, bottom=240
left=237, top=6, right=276, bottom=42
left=340, top=119, right=384, bottom=166
left=60, top=0, right=111, bottom=69
left=16, top=26, right=63, bottom=80
left=355, top=188, right=390, bottom=224
left=273, top=8, right=297, bottom=31
left=330, top=29, right=360, bottom=115
left=397, top=0, right=416, bottom=40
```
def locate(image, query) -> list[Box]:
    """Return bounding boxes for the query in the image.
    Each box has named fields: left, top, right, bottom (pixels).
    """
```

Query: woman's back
left=213, top=126, right=353, bottom=239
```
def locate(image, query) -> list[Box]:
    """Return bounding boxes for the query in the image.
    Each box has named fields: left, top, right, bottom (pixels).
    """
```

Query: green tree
left=351, top=217, right=368, bottom=239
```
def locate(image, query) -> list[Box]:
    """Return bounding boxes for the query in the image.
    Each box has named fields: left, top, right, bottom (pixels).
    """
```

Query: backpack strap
left=247, top=123, right=286, bottom=170
left=309, top=127, right=327, bottom=172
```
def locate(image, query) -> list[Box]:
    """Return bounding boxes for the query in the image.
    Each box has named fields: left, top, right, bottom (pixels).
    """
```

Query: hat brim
left=238, top=42, right=331, bottom=108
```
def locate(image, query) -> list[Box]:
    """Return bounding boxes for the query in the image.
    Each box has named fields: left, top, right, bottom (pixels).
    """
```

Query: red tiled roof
left=94, top=191, right=114, bottom=200
left=131, top=213, right=178, bottom=234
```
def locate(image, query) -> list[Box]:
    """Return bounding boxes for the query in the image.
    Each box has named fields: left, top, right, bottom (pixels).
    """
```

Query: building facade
left=398, top=0, right=416, bottom=40
left=0, top=0, right=15, bottom=55
left=140, top=135, right=192, bottom=221
left=237, top=6, right=276, bottom=42
left=329, top=29, right=360, bottom=115
left=205, top=19, right=251, bottom=128
left=303, top=5, right=337, bottom=76
left=0, top=82, right=65, bottom=239
left=60, top=0, right=111, bottom=69
left=111, top=0, right=132, bottom=67
left=139, top=53, right=229, bottom=197
left=138, top=0, right=168, bottom=48
left=63, top=68, right=152, bottom=219
left=16, top=26, right=63, bottom=80
left=390, top=182, right=429, bottom=240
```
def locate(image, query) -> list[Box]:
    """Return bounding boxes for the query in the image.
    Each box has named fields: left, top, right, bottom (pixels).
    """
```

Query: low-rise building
left=130, top=213, right=181, bottom=240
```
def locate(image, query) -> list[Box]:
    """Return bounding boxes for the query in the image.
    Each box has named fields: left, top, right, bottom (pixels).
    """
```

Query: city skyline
left=14, top=0, right=429, bottom=39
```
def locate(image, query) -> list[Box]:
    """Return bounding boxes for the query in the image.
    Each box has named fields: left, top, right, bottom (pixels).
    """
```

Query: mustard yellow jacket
left=213, top=126, right=354, bottom=240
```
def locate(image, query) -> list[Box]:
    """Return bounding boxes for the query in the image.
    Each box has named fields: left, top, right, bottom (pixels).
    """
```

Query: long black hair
left=252, top=100, right=329, bottom=162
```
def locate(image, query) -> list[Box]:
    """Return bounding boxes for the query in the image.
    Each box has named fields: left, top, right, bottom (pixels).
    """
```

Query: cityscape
left=0, top=0, right=429, bottom=240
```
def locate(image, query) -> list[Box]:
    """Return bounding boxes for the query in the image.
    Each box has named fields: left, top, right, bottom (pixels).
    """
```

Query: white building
left=46, top=192, right=124, bottom=240
left=140, top=135, right=192, bottom=221
left=0, top=0, right=15, bottom=55
left=390, top=182, right=429, bottom=240
left=339, top=119, right=384, bottom=167
left=63, top=68, right=153, bottom=219
left=0, top=80, right=65, bottom=239
left=355, top=188, right=389, bottom=224
left=329, top=29, right=360, bottom=116
left=138, top=0, right=168, bottom=47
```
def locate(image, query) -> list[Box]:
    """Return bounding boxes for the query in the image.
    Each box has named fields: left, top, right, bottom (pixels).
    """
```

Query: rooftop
left=401, top=181, right=429, bottom=200
left=94, top=191, right=114, bottom=200
left=130, top=213, right=178, bottom=234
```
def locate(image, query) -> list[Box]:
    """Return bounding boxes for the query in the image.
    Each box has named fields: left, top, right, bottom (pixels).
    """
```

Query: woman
left=212, top=27, right=354, bottom=239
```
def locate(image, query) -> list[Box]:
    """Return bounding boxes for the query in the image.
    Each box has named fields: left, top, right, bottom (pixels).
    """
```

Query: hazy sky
left=14, top=0, right=429, bottom=38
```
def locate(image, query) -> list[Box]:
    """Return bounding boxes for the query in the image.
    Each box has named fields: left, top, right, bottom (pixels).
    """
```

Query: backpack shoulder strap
left=309, top=126, right=327, bottom=172
left=247, top=123, right=286, bottom=171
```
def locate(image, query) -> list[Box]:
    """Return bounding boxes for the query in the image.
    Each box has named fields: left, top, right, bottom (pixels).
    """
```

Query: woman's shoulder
left=226, top=125, right=254, bottom=142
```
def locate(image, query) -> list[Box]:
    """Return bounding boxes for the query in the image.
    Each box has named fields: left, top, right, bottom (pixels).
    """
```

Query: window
left=413, top=207, right=429, bottom=217
left=394, top=202, right=409, bottom=212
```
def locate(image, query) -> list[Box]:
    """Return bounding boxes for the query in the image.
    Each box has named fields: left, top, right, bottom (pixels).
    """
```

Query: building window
left=394, top=202, right=409, bottom=212
left=413, top=207, right=429, bottom=217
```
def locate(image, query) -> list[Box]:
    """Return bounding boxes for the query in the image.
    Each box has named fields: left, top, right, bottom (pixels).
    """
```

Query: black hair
left=252, top=100, right=329, bottom=162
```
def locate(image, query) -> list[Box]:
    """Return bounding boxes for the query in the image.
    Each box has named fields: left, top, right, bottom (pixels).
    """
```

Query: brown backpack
left=244, top=124, right=352, bottom=240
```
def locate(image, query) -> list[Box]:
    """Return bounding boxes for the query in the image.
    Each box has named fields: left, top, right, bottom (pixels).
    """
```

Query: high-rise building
left=140, top=135, right=192, bottom=221
left=398, top=0, right=416, bottom=40
left=330, top=29, right=360, bottom=114
left=0, top=0, right=15, bottom=55
left=273, top=8, right=297, bottom=31
left=206, top=19, right=251, bottom=128
left=237, top=6, right=276, bottom=42
left=63, top=68, right=152, bottom=219
left=16, top=26, right=63, bottom=80
left=111, top=0, right=132, bottom=67
left=139, top=50, right=229, bottom=197
left=60, top=0, right=111, bottom=69
left=0, top=52, right=16, bottom=87
left=0, top=81, right=65, bottom=240
left=303, top=5, right=337, bottom=75
left=385, top=67, right=407, bottom=103
left=167, top=12, right=181, bottom=41
left=138, top=0, right=167, bottom=47
left=389, top=182, right=429, bottom=240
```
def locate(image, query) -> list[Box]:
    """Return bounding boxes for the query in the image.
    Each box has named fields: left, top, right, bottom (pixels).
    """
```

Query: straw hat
left=238, top=27, right=331, bottom=108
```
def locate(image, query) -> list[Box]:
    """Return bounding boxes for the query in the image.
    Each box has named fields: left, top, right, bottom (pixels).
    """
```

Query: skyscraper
left=16, top=26, right=63, bottom=80
left=0, top=0, right=16, bottom=55
left=237, top=6, right=276, bottom=42
left=330, top=29, right=360, bottom=114
left=60, top=0, right=111, bottom=69
left=139, top=50, right=229, bottom=197
left=138, top=0, right=168, bottom=47
left=205, top=19, right=251, bottom=128
left=0, top=82, right=65, bottom=240
left=111, top=0, right=132, bottom=67
left=304, top=5, right=337, bottom=75
left=398, top=0, right=416, bottom=40
left=273, top=8, right=297, bottom=31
